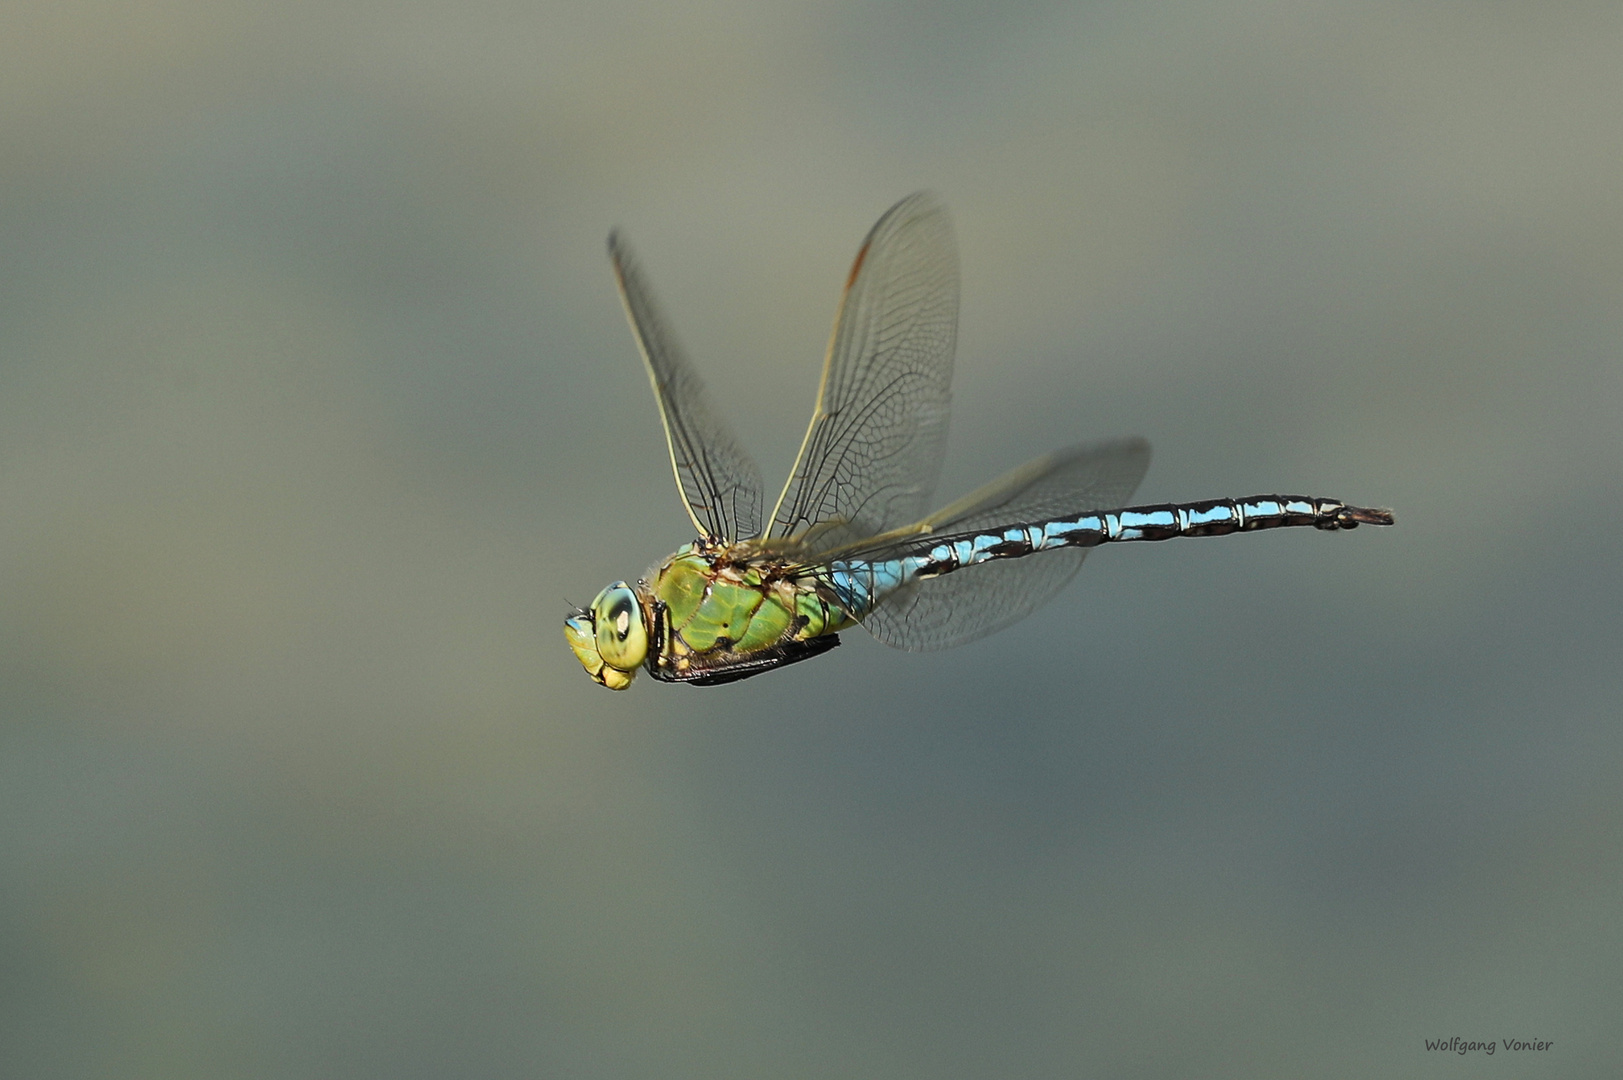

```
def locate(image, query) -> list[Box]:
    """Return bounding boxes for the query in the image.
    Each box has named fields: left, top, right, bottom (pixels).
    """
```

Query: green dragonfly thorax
left=564, top=541, right=854, bottom=689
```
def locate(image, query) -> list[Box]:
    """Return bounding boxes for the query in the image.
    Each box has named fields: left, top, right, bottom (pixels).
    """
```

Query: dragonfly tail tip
left=1339, top=504, right=1395, bottom=528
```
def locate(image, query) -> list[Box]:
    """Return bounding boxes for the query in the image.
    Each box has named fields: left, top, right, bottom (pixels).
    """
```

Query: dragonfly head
left=564, top=581, right=648, bottom=690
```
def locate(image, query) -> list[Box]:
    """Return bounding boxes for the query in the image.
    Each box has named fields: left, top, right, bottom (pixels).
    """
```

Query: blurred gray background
left=2, top=2, right=1618, bottom=1077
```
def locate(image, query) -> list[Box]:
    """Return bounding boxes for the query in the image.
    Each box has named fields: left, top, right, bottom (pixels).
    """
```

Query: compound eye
left=593, top=583, right=647, bottom=671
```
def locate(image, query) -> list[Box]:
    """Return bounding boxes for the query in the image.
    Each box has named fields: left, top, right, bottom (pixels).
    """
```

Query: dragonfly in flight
left=566, top=194, right=1392, bottom=689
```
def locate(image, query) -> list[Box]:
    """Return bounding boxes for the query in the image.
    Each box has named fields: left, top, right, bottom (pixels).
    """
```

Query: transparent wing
left=912, top=437, right=1151, bottom=536
left=767, top=193, right=958, bottom=553
left=610, top=231, right=764, bottom=541
left=866, top=552, right=1090, bottom=652
left=844, top=438, right=1151, bottom=651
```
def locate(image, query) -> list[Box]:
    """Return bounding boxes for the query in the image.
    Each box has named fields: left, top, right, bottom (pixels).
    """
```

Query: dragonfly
left=566, top=193, right=1393, bottom=689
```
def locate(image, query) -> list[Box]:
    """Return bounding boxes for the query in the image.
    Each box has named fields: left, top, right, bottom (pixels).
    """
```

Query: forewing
left=610, top=231, right=764, bottom=541
left=849, top=438, right=1152, bottom=650
left=767, top=193, right=958, bottom=552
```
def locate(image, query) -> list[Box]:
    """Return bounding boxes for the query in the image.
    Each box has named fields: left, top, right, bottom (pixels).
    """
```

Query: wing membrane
left=610, top=232, right=764, bottom=540
left=767, top=193, right=958, bottom=553
left=916, top=437, right=1150, bottom=536
left=844, top=438, right=1151, bottom=650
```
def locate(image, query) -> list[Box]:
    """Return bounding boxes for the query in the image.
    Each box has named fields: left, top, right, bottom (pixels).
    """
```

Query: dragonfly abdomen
left=1092, top=495, right=1394, bottom=541
left=827, top=496, right=1393, bottom=615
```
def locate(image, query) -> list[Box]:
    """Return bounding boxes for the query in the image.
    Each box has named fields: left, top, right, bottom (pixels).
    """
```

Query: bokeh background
left=3, top=2, right=1619, bottom=1077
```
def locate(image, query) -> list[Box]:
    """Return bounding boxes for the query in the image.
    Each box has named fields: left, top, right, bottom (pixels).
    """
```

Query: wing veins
left=609, top=231, right=764, bottom=540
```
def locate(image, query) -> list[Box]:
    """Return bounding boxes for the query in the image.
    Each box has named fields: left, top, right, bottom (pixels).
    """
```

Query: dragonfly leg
left=651, top=634, right=843, bottom=686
